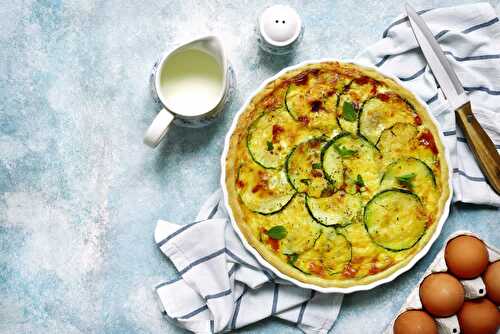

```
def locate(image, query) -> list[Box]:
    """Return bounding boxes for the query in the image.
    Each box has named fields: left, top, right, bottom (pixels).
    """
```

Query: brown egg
left=458, top=298, right=499, bottom=334
left=393, top=310, right=438, bottom=334
left=419, top=273, right=464, bottom=317
left=445, top=235, right=489, bottom=279
left=483, top=261, right=500, bottom=305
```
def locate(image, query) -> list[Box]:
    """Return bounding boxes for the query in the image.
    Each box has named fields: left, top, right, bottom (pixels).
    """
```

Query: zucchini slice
left=359, top=93, right=417, bottom=144
left=247, top=108, right=318, bottom=169
left=336, top=222, right=383, bottom=259
left=285, top=138, right=332, bottom=198
left=377, top=122, right=418, bottom=154
left=364, top=189, right=427, bottom=251
left=380, top=158, right=438, bottom=213
left=285, top=82, right=342, bottom=137
left=236, top=163, right=296, bottom=215
left=336, top=222, right=392, bottom=278
left=377, top=123, right=437, bottom=168
left=292, top=229, right=352, bottom=276
left=306, top=193, right=362, bottom=227
left=336, top=78, right=380, bottom=134
left=380, top=157, right=435, bottom=190
left=331, top=133, right=382, bottom=195
left=258, top=194, right=322, bottom=255
left=321, top=139, right=344, bottom=187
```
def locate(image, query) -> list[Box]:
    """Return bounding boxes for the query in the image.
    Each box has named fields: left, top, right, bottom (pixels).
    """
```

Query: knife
left=405, top=3, right=500, bottom=194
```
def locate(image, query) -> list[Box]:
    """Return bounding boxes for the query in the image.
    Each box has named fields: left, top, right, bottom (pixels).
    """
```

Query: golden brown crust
left=225, top=61, right=450, bottom=288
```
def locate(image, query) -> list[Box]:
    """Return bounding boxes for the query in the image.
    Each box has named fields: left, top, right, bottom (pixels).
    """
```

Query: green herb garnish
left=312, top=162, right=321, bottom=169
left=287, top=253, right=298, bottom=265
left=266, top=141, right=274, bottom=151
left=334, top=144, right=357, bottom=157
left=355, top=174, right=365, bottom=187
left=321, top=185, right=335, bottom=197
left=396, top=173, right=416, bottom=190
left=267, top=225, right=288, bottom=240
left=342, top=101, right=357, bottom=122
left=300, top=178, right=311, bottom=185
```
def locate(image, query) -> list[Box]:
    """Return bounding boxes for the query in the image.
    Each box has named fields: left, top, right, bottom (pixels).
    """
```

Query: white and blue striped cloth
left=153, top=4, right=500, bottom=334
left=356, top=2, right=500, bottom=206
left=154, top=190, right=342, bottom=333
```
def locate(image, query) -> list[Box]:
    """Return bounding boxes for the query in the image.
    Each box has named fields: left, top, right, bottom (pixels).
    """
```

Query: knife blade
left=405, top=3, right=500, bottom=194
left=405, top=3, right=469, bottom=110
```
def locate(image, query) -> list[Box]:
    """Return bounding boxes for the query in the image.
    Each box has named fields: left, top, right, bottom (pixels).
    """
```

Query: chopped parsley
left=300, top=178, right=311, bottom=185
left=342, top=101, right=357, bottom=122
left=396, top=173, right=416, bottom=190
left=355, top=174, right=365, bottom=187
left=321, top=185, right=335, bottom=197
left=334, top=144, right=357, bottom=157
left=287, top=253, right=298, bottom=265
left=266, top=141, right=274, bottom=151
left=267, top=225, right=288, bottom=240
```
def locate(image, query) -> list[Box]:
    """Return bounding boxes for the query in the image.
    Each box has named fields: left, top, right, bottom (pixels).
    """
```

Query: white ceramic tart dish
left=221, top=60, right=452, bottom=293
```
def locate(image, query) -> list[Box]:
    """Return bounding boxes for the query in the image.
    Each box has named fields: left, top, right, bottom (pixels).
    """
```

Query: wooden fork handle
left=455, top=102, right=500, bottom=194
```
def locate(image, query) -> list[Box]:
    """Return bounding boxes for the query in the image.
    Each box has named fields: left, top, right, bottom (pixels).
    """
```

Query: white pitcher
left=144, top=35, right=234, bottom=148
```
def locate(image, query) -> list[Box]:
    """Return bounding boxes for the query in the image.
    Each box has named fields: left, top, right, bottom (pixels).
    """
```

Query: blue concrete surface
left=0, top=0, right=498, bottom=333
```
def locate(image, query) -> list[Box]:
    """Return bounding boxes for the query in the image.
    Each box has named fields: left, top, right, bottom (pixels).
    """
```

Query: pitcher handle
left=143, top=108, right=175, bottom=148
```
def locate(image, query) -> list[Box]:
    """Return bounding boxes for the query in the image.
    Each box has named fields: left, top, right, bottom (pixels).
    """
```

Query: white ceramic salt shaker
left=257, top=5, right=304, bottom=55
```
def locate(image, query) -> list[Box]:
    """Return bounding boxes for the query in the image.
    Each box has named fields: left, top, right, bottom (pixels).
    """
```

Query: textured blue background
left=1, top=0, right=499, bottom=333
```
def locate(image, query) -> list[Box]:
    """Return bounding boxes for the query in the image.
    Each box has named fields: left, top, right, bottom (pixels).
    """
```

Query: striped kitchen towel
left=154, top=190, right=342, bottom=333
left=356, top=2, right=500, bottom=206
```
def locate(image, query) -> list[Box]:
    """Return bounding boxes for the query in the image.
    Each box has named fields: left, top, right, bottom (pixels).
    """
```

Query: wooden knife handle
left=455, top=102, right=500, bottom=194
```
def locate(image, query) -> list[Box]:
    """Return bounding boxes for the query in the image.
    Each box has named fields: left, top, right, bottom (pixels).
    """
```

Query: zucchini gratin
left=224, top=61, right=450, bottom=288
